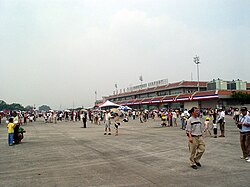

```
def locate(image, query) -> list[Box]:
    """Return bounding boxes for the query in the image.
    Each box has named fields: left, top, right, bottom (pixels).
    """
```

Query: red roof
left=194, top=91, right=216, bottom=97
left=176, top=93, right=193, bottom=98
left=180, top=81, right=207, bottom=87
left=217, top=90, right=233, bottom=95
left=106, top=81, right=209, bottom=99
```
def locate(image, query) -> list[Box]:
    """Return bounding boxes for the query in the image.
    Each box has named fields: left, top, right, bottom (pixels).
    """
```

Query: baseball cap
left=240, top=107, right=248, bottom=111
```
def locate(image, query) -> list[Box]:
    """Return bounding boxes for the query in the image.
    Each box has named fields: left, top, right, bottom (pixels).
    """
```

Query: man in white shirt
left=104, top=111, right=112, bottom=135
left=218, top=109, right=225, bottom=137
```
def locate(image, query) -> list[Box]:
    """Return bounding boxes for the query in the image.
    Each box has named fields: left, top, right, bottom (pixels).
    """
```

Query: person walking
left=139, top=111, right=143, bottom=123
left=218, top=109, right=226, bottom=137
left=213, top=122, right=218, bottom=138
left=80, top=111, right=87, bottom=128
left=186, top=107, right=205, bottom=169
left=104, top=111, right=112, bottom=135
left=82, top=112, right=87, bottom=128
left=236, top=107, right=250, bottom=162
left=132, top=110, right=136, bottom=120
left=172, top=110, right=178, bottom=127
left=114, top=113, right=120, bottom=136
left=13, top=112, right=20, bottom=144
left=234, top=108, right=240, bottom=123
left=204, top=117, right=212, bottom=137
left=7, top=117, right=15, bottom=146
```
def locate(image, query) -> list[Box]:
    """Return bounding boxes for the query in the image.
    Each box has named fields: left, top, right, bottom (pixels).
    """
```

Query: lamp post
left=115, top=83, right=118, bottom=94
left=193, top=55, right=200, bottom=92
left=139, top=75, right=143, bottom=89
left=95, top=91, right=97, bottom=102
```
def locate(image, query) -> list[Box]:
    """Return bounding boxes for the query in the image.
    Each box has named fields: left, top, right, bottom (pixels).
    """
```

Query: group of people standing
left=6, top=111, right=25, bottom=146
left=186, top=106, right=250, bottom=170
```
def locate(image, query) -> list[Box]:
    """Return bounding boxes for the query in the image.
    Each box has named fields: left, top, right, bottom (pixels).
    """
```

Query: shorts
left=173, top=118, right=177, bottom=123
left=114, top=123, right=120, bottom=129
left=105, top=121, right=110, bottom=129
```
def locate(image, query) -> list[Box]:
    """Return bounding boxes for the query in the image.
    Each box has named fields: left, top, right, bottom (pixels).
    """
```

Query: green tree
left=0, top=100, right=26, bottom=111
left=232, top=92, right=250, bottom=104
left=39, top=105, right=51, bottom=111
left=0, top=100, right=7, bottom=111
left=25, top=105, right=34, bottom=111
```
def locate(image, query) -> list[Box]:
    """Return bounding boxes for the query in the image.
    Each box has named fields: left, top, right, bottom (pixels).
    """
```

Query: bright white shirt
left=218, top=111, right=226, bottom=122
left=172, top=112, right=177, bottom=118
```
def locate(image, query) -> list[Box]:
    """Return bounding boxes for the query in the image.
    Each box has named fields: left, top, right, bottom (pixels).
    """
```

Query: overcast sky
left=0, top=0, right=249, bottom=109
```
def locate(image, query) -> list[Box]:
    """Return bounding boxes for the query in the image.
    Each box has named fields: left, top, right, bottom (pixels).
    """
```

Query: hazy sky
left=1, top=0, right=249, bottom=109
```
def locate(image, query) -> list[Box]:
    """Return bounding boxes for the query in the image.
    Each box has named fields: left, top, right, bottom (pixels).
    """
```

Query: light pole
left=115, top=83, right=118, bottom=94
left=95, top=90, right=97, bottom=101
left=194, top=55, right=200, bottom=92
left=139, top=75, right=143, bottom=89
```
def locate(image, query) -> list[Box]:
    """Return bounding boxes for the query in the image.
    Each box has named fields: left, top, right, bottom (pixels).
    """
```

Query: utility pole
left=193, top=55, right=200, bottom=92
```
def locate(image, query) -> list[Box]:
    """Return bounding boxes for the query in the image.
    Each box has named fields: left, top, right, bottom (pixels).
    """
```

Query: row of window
left=110, top=88, right=198, bottom=102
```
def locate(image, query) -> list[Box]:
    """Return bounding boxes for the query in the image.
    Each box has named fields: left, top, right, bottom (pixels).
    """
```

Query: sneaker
left=195, top=162, right=201, bottom=167
left=246, top=158, right=250, bottom=162
left=191, top=165, right=198, bottom=170
left=240, top=156, right=247, bottom=159
left=108, top=133, right=111, bottom=135
left=245, top=157, right=249, bottom=160
left=104, top=133, right=107, bottom=135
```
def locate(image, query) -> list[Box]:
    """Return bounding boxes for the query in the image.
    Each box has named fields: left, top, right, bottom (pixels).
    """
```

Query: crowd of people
left=2, top=106, right=250, bottom=169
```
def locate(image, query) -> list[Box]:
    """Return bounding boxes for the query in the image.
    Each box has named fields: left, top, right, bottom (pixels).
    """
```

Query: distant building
left=97, top=79, right=250, bottom=110
left=207, top=79, right=247, bottom=91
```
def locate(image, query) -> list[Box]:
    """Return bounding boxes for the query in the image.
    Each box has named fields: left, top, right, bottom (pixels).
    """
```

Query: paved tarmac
left=0, top=116, right=249, bottom=187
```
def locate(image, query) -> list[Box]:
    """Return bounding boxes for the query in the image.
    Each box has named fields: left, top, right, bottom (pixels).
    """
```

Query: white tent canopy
left=99, top=100, right=121, bottom=108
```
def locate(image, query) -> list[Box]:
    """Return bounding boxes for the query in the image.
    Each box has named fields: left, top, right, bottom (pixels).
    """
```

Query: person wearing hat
left=186, top=107, right=205, bottom=169
left=236, top=107, right=250, bottom=162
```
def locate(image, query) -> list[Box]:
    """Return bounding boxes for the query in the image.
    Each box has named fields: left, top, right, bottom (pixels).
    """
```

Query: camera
left=236, top=122, right=242, bottom=129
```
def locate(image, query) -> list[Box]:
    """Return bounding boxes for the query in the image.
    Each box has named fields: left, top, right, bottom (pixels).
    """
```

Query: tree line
left=0, top=100, right=51, bottom=112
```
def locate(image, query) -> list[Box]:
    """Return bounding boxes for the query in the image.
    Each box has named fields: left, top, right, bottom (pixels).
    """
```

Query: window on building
left=139, top=94, right=148, bottom=98
left=148, top=92, right=157, bottom=97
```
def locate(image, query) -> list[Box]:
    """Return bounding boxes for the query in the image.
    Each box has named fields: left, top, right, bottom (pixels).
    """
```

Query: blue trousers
left=181, top=118, right=186, bottom=129
left=8, top=133, right=14, bottom=145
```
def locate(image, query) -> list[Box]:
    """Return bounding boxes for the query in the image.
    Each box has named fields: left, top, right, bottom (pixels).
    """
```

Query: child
left=7, top=118, right=16, bottom=146
left=114, top=113, right=120, bottom=136
left=213, top=122, right=218, bottom=138
left=204, top=117, right=212, bottom=137
left=161, top=112, right=167, bottom=127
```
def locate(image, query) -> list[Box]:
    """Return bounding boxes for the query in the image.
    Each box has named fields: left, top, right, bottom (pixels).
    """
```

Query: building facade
left=97, top=79, right=250, bottom=110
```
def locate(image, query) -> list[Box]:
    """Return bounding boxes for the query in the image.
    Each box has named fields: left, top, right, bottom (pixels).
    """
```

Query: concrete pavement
left=0, top=116, right=249, bottom=187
